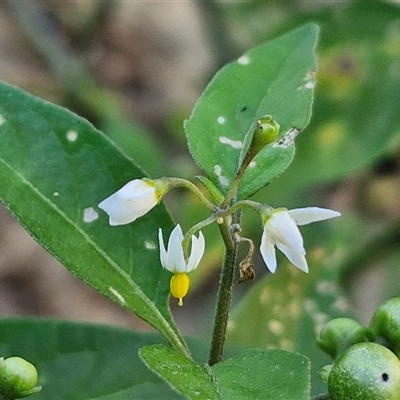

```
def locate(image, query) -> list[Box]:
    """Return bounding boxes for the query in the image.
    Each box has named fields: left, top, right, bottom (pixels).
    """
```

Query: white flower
left=98, top=179, right=160, bottom=226
left=260, top=207, right=340, bottom=273
left=158, top=224, right=205, bottom=305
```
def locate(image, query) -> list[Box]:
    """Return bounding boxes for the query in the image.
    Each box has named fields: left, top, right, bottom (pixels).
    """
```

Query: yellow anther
left=170, top=273, right=190, bottom=306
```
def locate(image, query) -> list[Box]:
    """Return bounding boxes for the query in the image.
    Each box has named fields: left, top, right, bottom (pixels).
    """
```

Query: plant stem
left=166, top=177, right=218, bottom=213
left=208, top=213, right=240, bottom=365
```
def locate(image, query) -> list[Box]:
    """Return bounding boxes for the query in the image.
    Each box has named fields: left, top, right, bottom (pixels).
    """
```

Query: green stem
left=220, top=150, right=257, bottom=208
left=181, top=214, right=219, bottom=259
left=165, top=177, right=218, bottom=213
left=208, top=214, right=240, bottom=365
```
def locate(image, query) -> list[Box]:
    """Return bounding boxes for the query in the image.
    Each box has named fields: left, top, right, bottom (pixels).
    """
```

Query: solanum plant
left=2, top=22, right=385, bottom=399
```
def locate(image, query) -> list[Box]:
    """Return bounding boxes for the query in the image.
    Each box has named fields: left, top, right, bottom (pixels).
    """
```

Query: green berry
left=0, top=356, right=41, bottom=399
left=248, top=115, right=280, bottom=156
left=317, top=317, right=375, bottom=359
left=370, top=297, right=400, bottom=357
left=328, top=342, right=400, bottom=400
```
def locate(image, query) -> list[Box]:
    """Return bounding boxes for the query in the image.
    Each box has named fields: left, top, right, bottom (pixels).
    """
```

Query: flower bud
left=0, top=356, right=42, bottom=399
left=317, top=317, right=375, bottom=360
left=328, top=342, right=400, bottom=400
left=99, top=178, right=168, bottom=226
left=370, top=297, right=400, bottom=357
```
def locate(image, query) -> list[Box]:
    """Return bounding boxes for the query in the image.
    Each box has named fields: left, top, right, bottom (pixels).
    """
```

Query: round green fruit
left=317, top=317, right=375, bottom=360
left=370, top=297, right=400, bottom=356
left=0, top=356, right=41, bottom=398
left=328, top=342, right=400, bottom=400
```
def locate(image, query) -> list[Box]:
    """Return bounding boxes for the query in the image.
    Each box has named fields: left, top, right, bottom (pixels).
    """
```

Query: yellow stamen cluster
left=170, top=273, right=190, bottom=306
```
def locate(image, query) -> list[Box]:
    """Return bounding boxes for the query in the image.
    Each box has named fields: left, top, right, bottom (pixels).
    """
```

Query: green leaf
left=185, top=24, right=318, bottom=199
left=253, top=2, right=400, bottom=205
left=0, top=318, right=181, bottom=399
left=211, top=348, right=310, bottom=400
left=0, top=81, right=186, bottom=354
left=139, top=344, right=221, bottom=400
left=226, top=249, right=353, bottom=395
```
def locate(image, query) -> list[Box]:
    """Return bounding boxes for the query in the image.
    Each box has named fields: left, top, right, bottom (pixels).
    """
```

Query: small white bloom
left=260, top=207, right=340, bottom=273
left=159, top=224, right=205, bottom=274
left=98, top=179, right=159, bottom=226
left=159, top=224, right=205, bottom=305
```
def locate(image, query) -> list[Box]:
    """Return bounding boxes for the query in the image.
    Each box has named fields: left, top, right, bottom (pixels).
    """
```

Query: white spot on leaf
left=109, top=287, right=126, bottom=305
left=145, top=240, right=156, bottom=250
left=304, top=81, right=315, bottom=89
left=214, top=165, right=229, bottom=187
left=0, top=114, right=5, bottom=125
left=238, top=55, right=250, bottom=65
left=67, top=130, right=78, bottom=142
left=83, top=207, right=99, bottom=223
left=298, top=70, right=316, bottom=90
left=273, top=127, right=300, bottom=149
left=53, top=192, right=59, bottom=197
left=217, top=116, right=225, bottom=124
left=219, top=136, right=242, bottom=149
left=249, top=161, right=256, bottom=168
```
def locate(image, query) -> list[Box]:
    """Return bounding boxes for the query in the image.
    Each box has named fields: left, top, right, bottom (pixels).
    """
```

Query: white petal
left=260, top=229, right=278, bottom=273
left=167, top=224, right=184, bottom=250
left=165, top=225, right=186, bottom=273
left=267, top=211, right=304, bottom=254
left=158, top=228, right=168, bottom=269
left=186, top=231, right=205, bottom=272
left=288, top=207, right=340, bottom=226
left=276, top=242, right=308, bottom=273
left=98, top=179, right=158, bottom=226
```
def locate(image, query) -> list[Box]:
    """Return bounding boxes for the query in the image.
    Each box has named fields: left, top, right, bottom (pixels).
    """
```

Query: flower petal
left=98, top=179, right=158, bottom=226
left=165, top=224, right=186, bottom=273
left=260, top=229, right=278, bottom=273
left=158, top=228, right=168, bottom=269
left=267, top=211, right=304, bottom=254
left=276, top=242, right=308, bottom=273
left=186, top=231, right=205, bottom=272
left=288, top=207, right=340, bottom=226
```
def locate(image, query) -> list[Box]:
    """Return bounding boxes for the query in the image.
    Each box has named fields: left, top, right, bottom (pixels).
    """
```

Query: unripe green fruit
left=328, top=342, right=400, bottom=400
left=247, top=115, right=280, bottom=156
left=0, top=356, right=41, bottom=399
left=317, top=317, right=375, bottom=360
left=370, top=297, right=400, bottom=357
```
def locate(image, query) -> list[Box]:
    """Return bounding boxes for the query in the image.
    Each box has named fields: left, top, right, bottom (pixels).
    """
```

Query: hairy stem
left=208, top=213, right=240, bottom=365
left=166, top=177, right=218, bottom=213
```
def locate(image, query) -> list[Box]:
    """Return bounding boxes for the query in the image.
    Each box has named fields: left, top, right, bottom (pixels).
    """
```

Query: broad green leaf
left=0, top=82, right=186, bottom=354
left=246, top=2, right=400, bottom=205
left=227, top=246, right=353, bottom=396
left=211, top=348, right=310, bottom=400
left=139, top=344, right=221, bottom=400
left=185, top=24, right=318, bottom=199
left=0, top=318, right=181, bottom=399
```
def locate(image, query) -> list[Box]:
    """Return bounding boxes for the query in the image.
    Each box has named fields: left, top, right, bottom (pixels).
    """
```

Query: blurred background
left=1, top=0, right=400, bottom=383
